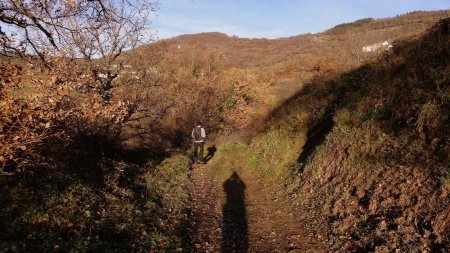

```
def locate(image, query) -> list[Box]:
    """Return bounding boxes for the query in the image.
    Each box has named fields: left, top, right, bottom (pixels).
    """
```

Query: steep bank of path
left=189, top=144, right=328, bottom=253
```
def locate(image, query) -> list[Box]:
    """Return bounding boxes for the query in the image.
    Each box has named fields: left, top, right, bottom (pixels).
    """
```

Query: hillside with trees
left=1, top=2, right=449, bottom=252
left=127, top=10, right=450, bottom=143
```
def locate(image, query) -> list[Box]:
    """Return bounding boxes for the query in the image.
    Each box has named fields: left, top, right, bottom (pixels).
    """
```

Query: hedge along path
left=189, top=144, right=328, bottom=253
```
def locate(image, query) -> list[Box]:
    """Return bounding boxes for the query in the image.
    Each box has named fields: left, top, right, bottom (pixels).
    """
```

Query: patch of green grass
left=145, top=155, right=191, bottom=214
left=246, top=128, right=305, bottom=183
left=208, top=144, right=248, bottom=184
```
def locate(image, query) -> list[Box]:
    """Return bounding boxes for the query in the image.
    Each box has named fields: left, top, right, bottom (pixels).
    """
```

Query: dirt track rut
left=189, top=147, right=328, bottom=253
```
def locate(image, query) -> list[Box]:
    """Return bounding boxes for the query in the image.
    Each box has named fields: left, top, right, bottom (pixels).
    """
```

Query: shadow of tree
left=222, top=172, right=248, bottom=253
left=0, top=115, right=190, bottom=252
left=38, top=116, right=169, bottom=189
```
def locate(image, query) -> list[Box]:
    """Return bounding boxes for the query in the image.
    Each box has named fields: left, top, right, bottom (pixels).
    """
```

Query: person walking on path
left=192, top=122, right=207, bottom=163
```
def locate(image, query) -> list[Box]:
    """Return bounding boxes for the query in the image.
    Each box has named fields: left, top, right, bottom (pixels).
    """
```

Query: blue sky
left=151, top=0, right=450, bottom=39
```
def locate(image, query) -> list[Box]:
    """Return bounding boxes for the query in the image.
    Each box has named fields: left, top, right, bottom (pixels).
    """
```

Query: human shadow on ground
left=294, top=65, right=373, bottom=174
left=295, top=104, right=336, bottom=172
left=203, top=145, right=217, bottom=163
left=222, top=172, right=248, bottom=253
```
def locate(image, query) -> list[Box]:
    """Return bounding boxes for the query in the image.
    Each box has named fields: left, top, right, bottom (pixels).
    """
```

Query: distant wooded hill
left=120, top=10, right=450, bottom=142
left=156, top=10, right=450, bottom=72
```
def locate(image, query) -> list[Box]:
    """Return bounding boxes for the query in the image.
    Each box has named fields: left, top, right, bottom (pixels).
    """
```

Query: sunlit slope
left=248, top=18, right=449, bottom=251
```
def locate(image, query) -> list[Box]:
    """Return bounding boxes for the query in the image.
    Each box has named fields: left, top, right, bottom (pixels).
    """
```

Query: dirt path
left=242, top=176, right=326, bottom=253
left=189, top=145, right=328, bottom=253
left=190, top=164, right=222, bottom=252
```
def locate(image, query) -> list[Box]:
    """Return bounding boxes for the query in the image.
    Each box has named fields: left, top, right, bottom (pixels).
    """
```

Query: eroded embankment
left=265, top=19, right=450, bottom=252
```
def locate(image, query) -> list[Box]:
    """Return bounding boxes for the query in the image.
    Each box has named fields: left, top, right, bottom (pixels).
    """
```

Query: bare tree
left=0, top=1, right=163, bottom=173
left=1, top=0, right=162, bottom=115
left=1, top=0, right=158, bottom=61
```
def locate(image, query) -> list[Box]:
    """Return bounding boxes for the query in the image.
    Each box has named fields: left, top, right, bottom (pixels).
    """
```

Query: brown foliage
left=0, top=59, right=142, bottom=174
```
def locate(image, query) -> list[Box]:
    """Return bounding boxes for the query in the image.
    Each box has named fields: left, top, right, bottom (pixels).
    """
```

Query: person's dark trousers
left=193, top=141, right=204, bottom=163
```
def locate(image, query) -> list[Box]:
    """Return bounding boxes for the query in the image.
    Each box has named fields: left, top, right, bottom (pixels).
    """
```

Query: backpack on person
left=193, top=126, right=204, bottom=142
